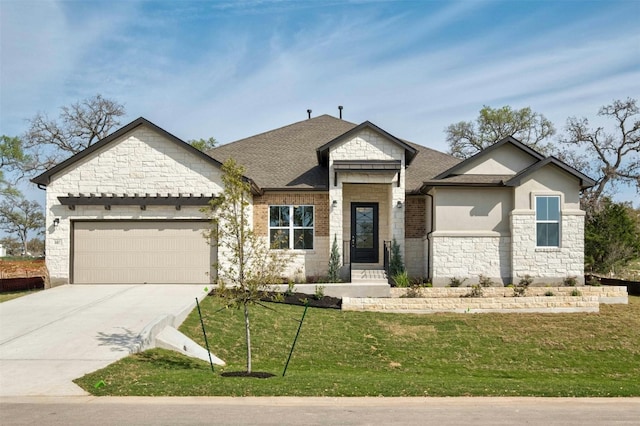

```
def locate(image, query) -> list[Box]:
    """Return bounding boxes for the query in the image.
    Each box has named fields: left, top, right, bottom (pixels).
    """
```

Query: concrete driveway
left=0, top=284, right=208, bottom=396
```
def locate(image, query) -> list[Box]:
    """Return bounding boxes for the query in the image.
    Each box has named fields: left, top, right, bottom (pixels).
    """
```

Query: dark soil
left=220, top=371, right=275, bottom=379
left=262, top=291, right=342, bottom=309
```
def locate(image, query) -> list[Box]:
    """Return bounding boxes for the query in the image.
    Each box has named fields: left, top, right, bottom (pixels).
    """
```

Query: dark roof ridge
left=208, top=114, right=356, bottom=155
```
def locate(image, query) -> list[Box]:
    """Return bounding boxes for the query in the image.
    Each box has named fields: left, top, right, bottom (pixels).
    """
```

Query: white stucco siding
left=456, top=144, right=537, bottom=175
left=44, top=126, right=224, bottom=284
left=434, top=188, right=512, bottom=233
left=514, top=165, right=582, bottom=210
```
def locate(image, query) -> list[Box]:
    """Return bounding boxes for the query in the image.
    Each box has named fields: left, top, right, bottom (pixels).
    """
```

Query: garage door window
left=269, top=205, right=314, bottom=250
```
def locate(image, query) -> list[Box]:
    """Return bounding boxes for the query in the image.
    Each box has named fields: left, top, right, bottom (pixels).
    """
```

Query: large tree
left=585, top=199, right=640, bottom=274
left=203, top=158, right=291, bottom=374
left=560, top=98, right=639, bottom=208
left=0, top=194, right=45, bottom=256
left=446, top=105, right=555, bottom=159
left=0, top=135, right=29, bottom=196
left=188, top=137, right=217, bottom=152
left=23, top=94, right=125, bottom=172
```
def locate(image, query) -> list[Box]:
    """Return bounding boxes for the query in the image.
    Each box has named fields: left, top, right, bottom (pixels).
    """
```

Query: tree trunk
left=244, top=303, right=252, bottom=374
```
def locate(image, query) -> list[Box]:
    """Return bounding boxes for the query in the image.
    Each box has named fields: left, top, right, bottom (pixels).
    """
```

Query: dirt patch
left=0, top=259, right=49, bottom=291
left=220, top=371, right=275, bottom=379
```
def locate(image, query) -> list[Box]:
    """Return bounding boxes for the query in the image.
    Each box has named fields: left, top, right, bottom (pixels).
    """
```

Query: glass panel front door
left=350, top=203, right=379, bottom=263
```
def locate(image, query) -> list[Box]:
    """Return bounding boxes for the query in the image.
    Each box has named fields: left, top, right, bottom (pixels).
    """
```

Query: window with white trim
left=269, top=205, right=314, bottom=249
left=536, top=196, right=560, bottom=247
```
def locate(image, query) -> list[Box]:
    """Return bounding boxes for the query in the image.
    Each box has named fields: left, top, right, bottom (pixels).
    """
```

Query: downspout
left=424, top=192, right=434, bottom=283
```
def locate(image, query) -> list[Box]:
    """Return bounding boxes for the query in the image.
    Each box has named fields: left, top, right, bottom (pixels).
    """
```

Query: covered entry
left=72, top=221, right=214, bottom=284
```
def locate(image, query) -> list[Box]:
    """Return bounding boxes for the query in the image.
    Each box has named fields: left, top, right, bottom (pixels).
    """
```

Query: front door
left=350, top=203, right=379, bottom=263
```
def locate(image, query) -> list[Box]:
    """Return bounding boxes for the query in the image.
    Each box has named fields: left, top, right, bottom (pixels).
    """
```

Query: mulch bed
left=262, top=291, right=342, bottom=309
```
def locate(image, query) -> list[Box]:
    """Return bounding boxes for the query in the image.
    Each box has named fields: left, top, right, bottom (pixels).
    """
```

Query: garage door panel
left=73, top=221, right=214, bottom=284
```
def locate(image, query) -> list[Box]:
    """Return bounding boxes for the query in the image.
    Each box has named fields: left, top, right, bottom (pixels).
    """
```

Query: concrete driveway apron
left=0, top=284, right=208, bottom=396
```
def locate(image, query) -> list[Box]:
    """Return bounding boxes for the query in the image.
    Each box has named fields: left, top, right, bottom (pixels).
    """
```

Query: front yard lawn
left=75, top=295, right=640, bottom=397
left=0, top=289, right=41, bottom=303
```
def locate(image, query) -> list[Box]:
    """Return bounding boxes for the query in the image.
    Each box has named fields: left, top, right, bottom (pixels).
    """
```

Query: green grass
left=0, top=290, right=41, bottom=303
left=75, top=296, right=640, bottom=397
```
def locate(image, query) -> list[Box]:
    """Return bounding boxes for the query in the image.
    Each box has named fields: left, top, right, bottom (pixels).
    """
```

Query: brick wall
left=253, top=192, right=329, bottom=237
left=405, top=196, right=425, bottom=238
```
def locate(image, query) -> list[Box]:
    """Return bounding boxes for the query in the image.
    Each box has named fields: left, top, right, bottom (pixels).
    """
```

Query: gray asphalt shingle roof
left=208, top=114, right=460, bottom=192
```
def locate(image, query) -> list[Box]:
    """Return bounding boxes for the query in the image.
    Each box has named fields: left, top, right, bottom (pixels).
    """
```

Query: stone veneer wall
left=389, top=286, right=628, bottom=304
left=342, top=296, right=600, bottom=314
left=510, top=210, right=585, bottom=285
left=44, top=127, right=223, bottom=285
left=329, top=128, right=406, bottom=266
left=253, top=193, right=330, bottom=280
left=431, top=233, right=511, bottom=286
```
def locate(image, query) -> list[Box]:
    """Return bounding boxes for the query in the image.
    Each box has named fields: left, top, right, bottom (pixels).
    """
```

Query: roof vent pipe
left=338, top=105, right=343, bottom=119
left=307, top=109, right=312, bottom=119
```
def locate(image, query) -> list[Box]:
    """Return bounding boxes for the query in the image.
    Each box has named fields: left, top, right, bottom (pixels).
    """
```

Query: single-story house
left=32, top=114, right=595, bottom=287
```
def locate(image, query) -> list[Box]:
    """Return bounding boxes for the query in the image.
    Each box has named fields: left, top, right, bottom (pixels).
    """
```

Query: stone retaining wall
left=389, top=286, right=628, bottom=304
left=342, top=295, right=600, bottom=314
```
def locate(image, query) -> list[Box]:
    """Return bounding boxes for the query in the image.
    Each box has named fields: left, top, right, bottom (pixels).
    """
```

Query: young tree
left=446, top=105, right=555, bottom=159
left=0, top=194, right=45, bottom=256
left=560, top=98, right=639, bottom=209
left=203, top=158, right=291, bottom=374
left=327, top=234, right=341, bottom=282
left=23, top=94, right=125, bottom=173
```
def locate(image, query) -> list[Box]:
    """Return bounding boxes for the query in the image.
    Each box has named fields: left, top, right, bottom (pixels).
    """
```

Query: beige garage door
left=73, top=221, right=215, bottom=284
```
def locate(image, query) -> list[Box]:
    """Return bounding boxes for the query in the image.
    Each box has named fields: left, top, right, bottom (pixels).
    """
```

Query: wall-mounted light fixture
left=397, top=201, right=403, bottom=208
left=332, top=200, right=338, bottom=207
left=53, top=218, right=60, bottom=227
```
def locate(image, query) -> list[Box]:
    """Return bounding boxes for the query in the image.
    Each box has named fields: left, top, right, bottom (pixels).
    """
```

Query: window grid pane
left=535, top=196, right=560, bottom=247
left=269, top=205, right=314, bottom=250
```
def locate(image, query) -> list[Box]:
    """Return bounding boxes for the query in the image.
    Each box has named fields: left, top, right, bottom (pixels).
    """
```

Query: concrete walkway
left=0, top=284, right=208, bottom=396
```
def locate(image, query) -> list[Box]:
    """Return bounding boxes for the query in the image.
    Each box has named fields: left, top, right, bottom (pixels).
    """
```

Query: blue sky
left=1, top=0, right=639, bottom=205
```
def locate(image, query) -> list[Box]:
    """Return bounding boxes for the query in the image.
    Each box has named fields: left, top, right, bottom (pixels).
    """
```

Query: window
left=536, top=196, right=560, bottom=247
left=269, top=205, right=314, bottom=249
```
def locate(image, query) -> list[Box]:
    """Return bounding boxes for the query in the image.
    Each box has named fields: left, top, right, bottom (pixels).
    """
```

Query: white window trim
left=268, top=205, right=315, bottom=250
left=535, top=195, right=561, bottom=248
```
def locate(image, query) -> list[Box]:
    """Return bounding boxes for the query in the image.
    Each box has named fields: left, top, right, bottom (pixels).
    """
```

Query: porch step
left=351, top=268, right=388, bottom=283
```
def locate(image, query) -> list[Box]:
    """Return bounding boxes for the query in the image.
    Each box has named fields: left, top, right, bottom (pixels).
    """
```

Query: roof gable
left=505, top=156, right=596, bottom=189
left=434, top=136, right=545, bottom=180
left=31, top=117, right=224, bottom=186
left=316, top=121, right=418, bottom=166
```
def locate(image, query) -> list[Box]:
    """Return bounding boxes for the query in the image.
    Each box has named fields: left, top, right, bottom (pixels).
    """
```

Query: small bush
left=400, top=285, right=422, bottom=298
left=285, top=281, right=296, bottom=296
left=392, top=271, right=411, bottom=288
left=571, top=289, right=582, bottom=296
left=544, top=290, right=555, bottom=296
left=478, top=275, right=494, bottom=287
left=587, top=276, right=601, bottom=286
left=423, top=282, right=433, bottom=288
left=513, top=274, right=532, bottom=297
left=389, top=238, right=405, bottom=277
left=463, top=284, right=484, bottom=298
left=448, top=277, right=466, bottom=287
left=271, top=292, right=285, bottom=302
left=314, top=285, right=325, bottom=300
left=564, top=276, right=578, bottom=287
left=519, top=275, right=534, bottom=287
